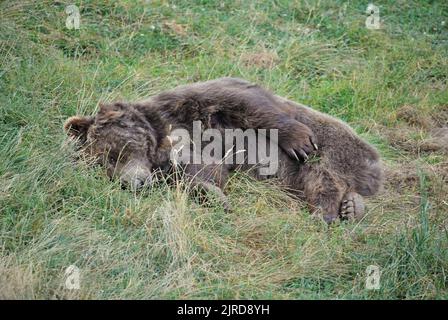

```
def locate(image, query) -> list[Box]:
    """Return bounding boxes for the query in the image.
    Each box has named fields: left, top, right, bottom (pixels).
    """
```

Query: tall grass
left=0, top=0, right=447, bottom=299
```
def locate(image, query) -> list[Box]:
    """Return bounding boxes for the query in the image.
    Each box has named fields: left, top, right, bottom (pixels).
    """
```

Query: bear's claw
left=339, top=192, right=365, bottom=221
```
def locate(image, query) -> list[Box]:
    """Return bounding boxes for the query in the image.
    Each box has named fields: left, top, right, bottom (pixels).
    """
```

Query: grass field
left=0, top=0, right=447, bottom=299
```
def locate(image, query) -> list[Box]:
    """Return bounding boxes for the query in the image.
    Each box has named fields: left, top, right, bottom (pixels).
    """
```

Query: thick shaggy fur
left=64, top=77, right=383, bottom=222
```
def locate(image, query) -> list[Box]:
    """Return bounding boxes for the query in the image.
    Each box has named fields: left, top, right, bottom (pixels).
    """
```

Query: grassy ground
left=0, top=0, right=447, bottom=299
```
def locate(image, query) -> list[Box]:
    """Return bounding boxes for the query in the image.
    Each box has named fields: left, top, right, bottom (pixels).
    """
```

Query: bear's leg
left=301, top=167, right=346, bottom=223
left=183, top=163, right=231, bottom=211
left=189, top=179, right=231, bottom=212
left=339, top=192, right=365, bottom=221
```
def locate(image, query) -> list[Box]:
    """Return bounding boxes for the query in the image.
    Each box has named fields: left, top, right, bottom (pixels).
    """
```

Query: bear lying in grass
left=64, top=77, right=383, bottom=223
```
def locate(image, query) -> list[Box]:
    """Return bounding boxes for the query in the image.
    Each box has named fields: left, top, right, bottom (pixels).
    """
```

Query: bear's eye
left=107, top=152, right=119, bottom=165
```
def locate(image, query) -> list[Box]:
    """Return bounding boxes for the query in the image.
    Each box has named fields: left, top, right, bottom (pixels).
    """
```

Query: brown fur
left=64, top=77, right=383, bottom=223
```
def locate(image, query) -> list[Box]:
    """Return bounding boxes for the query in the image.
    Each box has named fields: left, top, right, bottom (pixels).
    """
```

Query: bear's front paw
left=339, top=192, right=365, bottom=221
left=280, top=122, right=318, bottom=162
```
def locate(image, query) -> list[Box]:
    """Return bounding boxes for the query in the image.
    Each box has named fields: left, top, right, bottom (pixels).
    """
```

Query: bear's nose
left=132, top=178, right=145, bottom=190
left=119, top=161, right=152, bottom=191
left=131, top=176, right=151, bottom=191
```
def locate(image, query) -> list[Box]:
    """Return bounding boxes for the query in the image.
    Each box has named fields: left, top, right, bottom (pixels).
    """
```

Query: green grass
left=1, top=0, right=447, bottom=299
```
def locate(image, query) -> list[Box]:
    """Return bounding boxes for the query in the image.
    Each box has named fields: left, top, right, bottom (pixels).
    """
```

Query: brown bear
left=64, top=77, right=383, bottom=223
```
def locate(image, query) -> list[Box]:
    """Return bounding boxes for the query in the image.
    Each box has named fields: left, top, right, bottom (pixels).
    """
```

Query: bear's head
left=64, top=102, right=169, bottom=190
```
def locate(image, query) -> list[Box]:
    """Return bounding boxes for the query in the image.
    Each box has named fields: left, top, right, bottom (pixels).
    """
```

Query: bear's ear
left=63, top=116, right=94, bottom=143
